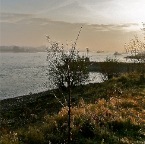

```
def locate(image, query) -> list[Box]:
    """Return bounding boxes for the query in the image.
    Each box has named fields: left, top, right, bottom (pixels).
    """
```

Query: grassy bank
left=0, top=73, right=145, bottom=143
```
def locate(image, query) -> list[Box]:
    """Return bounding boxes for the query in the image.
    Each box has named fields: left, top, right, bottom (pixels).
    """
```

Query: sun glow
left=81, top=0, right=145, bottom=24
left=121, top=1, right=145, bottom=23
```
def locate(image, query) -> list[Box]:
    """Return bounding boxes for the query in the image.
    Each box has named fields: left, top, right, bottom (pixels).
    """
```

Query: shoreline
left=0, top=90, right=50, bottom=102
left=0, top=89, right=57, bottom=112
left=0, top=83, right=100, bottom=129
left=0, top=76, right=144, bottom=140
left=0, top=88, right=63, bottom=129
left=1, top=61, right=144, bottom=101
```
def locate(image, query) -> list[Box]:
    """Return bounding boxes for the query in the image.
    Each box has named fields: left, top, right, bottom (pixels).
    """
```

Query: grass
left=0, top=73, right=145, bottom=143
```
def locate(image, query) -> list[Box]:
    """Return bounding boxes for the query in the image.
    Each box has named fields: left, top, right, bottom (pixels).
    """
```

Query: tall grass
left=1, top=87, right=145, bottom=143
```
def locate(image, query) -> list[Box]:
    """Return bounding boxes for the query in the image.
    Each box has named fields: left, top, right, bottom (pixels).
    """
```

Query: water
left=0, top=52, right=128, bottom=100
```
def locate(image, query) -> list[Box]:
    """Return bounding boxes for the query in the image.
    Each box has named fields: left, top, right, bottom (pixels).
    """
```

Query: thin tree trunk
left=68, top=84, right=71, bottom=144
left=67, top=65, right=71, bottom=144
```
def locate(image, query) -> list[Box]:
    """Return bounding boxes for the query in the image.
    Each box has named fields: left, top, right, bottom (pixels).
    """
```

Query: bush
left=99, top=57, right=120, bottom=80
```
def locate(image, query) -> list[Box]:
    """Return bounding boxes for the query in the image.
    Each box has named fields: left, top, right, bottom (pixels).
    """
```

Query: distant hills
left=0, top=46, right=46, bottom=53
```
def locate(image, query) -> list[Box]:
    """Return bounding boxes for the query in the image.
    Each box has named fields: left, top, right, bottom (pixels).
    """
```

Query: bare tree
left=124, top=23, right=145, bottom=81
left=125, top=35, right=145, bottom=62
left=46, top=27, right=89, bottom=143
left=47, top=46, right=89, bottom=90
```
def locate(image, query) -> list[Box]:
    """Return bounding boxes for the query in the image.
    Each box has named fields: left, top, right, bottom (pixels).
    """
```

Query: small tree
left=47, top=45, right=89, bottom=90
left=125, top=23, right=145, bottom=81
left=46, top=27, right=89, bottom=143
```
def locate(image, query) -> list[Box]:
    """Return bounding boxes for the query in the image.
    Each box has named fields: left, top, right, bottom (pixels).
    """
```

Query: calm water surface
left=0, top=52, right=128, bottom=100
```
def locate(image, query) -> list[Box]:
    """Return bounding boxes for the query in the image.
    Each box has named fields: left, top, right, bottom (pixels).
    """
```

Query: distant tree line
left=0, top=46, right=46, bottom=53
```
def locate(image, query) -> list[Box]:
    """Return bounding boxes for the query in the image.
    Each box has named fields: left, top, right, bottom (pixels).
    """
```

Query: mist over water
left=0, top=52, right=129, bottom=100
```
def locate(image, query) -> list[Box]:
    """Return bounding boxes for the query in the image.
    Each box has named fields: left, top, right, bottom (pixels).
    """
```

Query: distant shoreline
left=0, top=51, right=45, bottom=53
left=0, top=45, right=46, bottom=53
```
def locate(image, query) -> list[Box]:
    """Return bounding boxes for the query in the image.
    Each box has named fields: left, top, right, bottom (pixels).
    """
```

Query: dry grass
left=1, top=73, right=145, bottom=143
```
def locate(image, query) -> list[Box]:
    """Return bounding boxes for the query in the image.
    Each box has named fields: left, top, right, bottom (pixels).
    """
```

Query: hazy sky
left=0, top=0, right=145, bottom=51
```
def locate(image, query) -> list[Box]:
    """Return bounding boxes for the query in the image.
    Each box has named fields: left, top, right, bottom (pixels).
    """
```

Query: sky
left=0, top=0, right=145, bottom=52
